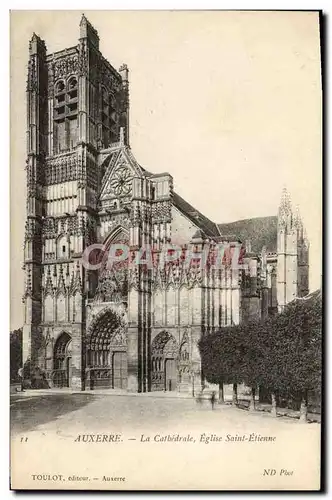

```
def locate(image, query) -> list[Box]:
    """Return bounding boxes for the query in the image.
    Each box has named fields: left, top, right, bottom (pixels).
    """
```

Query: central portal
left=87, top=308, right=127, bottom=390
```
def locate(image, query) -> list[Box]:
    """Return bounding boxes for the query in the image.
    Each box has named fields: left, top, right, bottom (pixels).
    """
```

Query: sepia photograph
left=10, top=10, right=322, bottom=491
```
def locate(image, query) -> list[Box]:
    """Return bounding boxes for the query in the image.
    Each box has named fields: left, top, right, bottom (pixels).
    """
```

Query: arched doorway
left=87, top=308, right=127, bottom=389
left=53, top=332, right=72, bottom=388
left=151, top=332, right=178, bottom=392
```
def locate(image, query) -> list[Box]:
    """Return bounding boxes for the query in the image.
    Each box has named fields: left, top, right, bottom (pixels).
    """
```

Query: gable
left=99, top=147, right=145, bottom=201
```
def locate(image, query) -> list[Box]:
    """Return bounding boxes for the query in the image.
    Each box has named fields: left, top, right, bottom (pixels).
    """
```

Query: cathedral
left=23, top=15, right=309, bottom=393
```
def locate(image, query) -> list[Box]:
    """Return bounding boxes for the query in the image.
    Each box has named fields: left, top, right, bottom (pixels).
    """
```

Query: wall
left=171, top=206, right=199, bottom=245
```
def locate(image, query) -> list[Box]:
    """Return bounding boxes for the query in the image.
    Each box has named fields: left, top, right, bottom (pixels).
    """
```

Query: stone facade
left=23, top=16, right=309, bottom=393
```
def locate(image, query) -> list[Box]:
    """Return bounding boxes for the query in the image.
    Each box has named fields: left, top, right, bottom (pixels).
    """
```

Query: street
left=11, top=391, right=319, bottom=437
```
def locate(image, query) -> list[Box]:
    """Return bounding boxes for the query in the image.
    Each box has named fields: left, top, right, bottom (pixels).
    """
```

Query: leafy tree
left=200, top=321, right=268, bottom=409
left=199, top=290, right=322, bottom=421
left=10, top=328, right=22, bottom=382
left=199, top=325, right=245, bottom=405
left=256, top=291, right=322, bottom=420
left=238, top=320, right=266, bottom=410
left=23, top=358, right=31, bottom=379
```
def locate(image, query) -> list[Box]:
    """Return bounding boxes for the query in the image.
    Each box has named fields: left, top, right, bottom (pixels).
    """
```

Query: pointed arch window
left=54, top=75, right=78, bottom=154
left=101, top=86, right=110, bottom=147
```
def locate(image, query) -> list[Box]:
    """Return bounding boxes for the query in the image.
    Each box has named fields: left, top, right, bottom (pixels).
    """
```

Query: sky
left=10, top=10, right=322, bottom=329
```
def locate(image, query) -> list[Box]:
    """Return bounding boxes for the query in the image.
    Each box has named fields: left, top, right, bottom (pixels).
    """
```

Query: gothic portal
left=23, top=16, right=309, bottom=393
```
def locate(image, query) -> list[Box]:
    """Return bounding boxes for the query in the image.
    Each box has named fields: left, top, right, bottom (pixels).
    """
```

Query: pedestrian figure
left=210, top=391, right=216, bottom=410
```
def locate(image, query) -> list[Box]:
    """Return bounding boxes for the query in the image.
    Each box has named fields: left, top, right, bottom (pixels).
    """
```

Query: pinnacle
left=293, top=204, right=303, bottom=229
left=279, top=187, right=292, bottom=213
left=80, top=13, right=87, bottom=26
left=30, top=32, right=46, bottom=48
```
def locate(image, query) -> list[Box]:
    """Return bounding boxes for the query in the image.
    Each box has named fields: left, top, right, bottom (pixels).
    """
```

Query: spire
left=79, top=13, right=99, bottom=48
left=119, top=63, right=129, bottom=82
left=279, top=187, right=292, bottom=213
left=293, top=204, right=303, bottom=230
left=45, top=266, right=54, bottom=295
left=29, top=32, right=46, bottom=55
left=80, top=13, right=87, bottom=27
left=57, top=264, right=66, bottom=294
left=296, top=209, right=309, bottom=247
left=278, top=187, right=292, bottom=227
left=45, top=327, right=52, bottom=346
left=70, top=261, right=82, bottom=294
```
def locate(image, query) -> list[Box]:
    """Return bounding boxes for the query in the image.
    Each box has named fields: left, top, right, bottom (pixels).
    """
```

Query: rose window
left=110, top=167, right=133, bottom=196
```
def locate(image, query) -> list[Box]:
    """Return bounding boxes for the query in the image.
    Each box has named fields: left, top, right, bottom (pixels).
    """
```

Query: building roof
left=172, top=192, right=219, bottom=238
left=294, top=289, right=322, bottom=303
left=100, top=144, right=278, bottom=252
left=217, top=216, right=278, bottom=253
left=191, top=228, right=206, bottom=240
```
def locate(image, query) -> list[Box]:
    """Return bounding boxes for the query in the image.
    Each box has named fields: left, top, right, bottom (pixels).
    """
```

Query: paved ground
left=11, top=393, right=99, bottom=436
left=10, top=390, right=319, bottom=438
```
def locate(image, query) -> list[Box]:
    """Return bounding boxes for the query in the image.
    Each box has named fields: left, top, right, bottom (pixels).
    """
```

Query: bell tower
left=277, top=188, right=309, bottom=311
left=23, top=15, right=131, bottom=390
left=22, top=33, right=47, bottom=365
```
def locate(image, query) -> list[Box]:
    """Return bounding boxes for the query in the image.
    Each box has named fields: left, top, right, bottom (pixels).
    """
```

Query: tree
left=238, top=320, right=266, bottom=411
left=200, top=321, right=269, bottom=410
left=255, top=316, right=285, bottom=415
left=199, top=325, right=246, bottom=405
left=10, top=328, right=22, bottom=382
left=199, top=290, right=322, bottom=421
left=259, top=291, right=322, bottom=421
